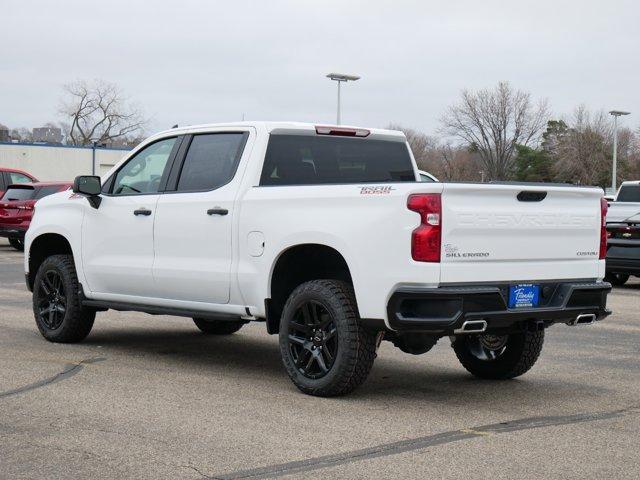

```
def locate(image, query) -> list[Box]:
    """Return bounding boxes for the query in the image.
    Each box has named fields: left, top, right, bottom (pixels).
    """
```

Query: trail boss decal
left=360, top=186, right=395, bottom=195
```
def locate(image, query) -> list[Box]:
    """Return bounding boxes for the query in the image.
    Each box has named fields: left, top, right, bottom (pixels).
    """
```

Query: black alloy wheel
left=279, top=280, right=377, bottom=396
left=36, top=269, right=67, bottom=330
left=453, top=329, right=544, bottom=380
left=32, top=254, right=95, bottom=343
left=287, top=300, right=338, bottom=379
left=466, top=334, right=509, bottom=361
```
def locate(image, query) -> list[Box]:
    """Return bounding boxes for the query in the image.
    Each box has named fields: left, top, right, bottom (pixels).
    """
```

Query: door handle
left=133, top=208, right=152, bottom=216
left=207, top=208, right=228, bottom=216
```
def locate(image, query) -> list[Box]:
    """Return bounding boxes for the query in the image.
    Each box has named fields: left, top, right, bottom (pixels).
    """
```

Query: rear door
left=439, top=183, right=603, bottom=283
left=152, top=129, right=251, bottom=304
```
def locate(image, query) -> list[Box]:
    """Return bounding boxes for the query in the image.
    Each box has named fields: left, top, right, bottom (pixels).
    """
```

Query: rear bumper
left=606, top=241, right=640, bottom=275
left=606, top=258, right=640, bottom=275
left=0, top=226, right=26, bottom=239
left=387, top=281, right=611, bottom=333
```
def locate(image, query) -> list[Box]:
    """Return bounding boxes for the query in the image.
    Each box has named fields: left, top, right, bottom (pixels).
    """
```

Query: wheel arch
left=266, top=243, right=354, bottom=334
left=27, top=233, right=74, bottom=291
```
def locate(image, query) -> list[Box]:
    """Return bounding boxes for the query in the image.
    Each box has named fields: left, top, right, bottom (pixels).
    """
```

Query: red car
left=0, top=182, right=71, bottom=251
left=0, top=168, right=38, bottom=198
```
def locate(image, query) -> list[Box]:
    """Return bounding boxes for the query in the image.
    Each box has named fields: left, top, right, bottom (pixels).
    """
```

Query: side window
left=176, top=133, right=247, bottom=192
left=0, top=174, right=5, bottom=190
left=419, top=173, right=435, bottom=182
left=111, top=138, right=177, bottom=195
left=9, top=172, right=32, bottom=184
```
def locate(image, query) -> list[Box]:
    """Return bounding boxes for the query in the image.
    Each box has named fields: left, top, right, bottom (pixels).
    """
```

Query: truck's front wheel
left=32, top=255, right=95, bottom=343
left=452, top=330, right=544, bottom=380
left=279, top=280, right=377, bottom=397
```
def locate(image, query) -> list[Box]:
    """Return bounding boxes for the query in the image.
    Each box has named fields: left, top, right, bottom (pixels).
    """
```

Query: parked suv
left=0, top=168, right=38, bottom=198
left=24, top=122, right=611, bottom=396
left=0, top=182, right=71, bottom=250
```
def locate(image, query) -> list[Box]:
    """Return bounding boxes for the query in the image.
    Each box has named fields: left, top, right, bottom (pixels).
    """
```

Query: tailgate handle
left=517, top=191, right=547, bottom=202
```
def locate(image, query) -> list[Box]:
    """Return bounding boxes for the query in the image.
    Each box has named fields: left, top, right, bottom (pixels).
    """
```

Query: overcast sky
left=2, top=0, right=638, bottom=136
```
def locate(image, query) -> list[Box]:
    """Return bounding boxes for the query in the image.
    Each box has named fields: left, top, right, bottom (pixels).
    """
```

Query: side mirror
left=73, top=175, right=102, bottom=208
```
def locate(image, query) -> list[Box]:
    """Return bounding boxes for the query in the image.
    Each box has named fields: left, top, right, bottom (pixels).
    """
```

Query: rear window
left=260, top=135, right=415, bottom=186
left=617, top=185, right=640, bottom=202
left=2, top=187, right=35, bottom=201
left=35, top=185, right=66, bottom=200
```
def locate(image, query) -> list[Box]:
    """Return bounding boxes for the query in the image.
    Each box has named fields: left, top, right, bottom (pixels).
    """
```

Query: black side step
left=81, top=299, right=246, bottom=322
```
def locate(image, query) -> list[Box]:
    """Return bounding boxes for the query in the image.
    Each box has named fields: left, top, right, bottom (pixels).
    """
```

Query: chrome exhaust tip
left=454, top=320, right=488, bottom=334
left=569, top=313, right=597, bottom=326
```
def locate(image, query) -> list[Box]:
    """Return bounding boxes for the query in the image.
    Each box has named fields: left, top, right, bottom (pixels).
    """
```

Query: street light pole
left=326, top=73, right=360, bottom=125
left=336, top=80, right=341, bottom=125
left=609, top=110, right=630, bottom=193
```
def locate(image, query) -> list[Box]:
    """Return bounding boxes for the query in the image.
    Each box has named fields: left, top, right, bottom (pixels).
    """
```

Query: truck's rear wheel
left=605, top=272, right=629, bottom=286
left=32, top=255, right=95, bottom=343
left=452, top=330, right=544, bottom=379
left=193, top=318, right=245, bottom=335
left=279, top=280, right=377, bottom=397
left=8, top=237, right=24, bottom=251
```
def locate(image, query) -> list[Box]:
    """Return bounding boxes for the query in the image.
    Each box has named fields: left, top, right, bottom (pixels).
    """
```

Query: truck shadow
left=81, top=324, right=612, bottom=406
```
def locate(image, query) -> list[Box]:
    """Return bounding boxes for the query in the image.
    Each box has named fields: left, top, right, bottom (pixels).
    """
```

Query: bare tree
left=440, top=82, right=549, bottom=180
left=389, top=123, right=482, bottom=181
left=388, top=123, right=438, bottom=169
left=59, top=79, right=146, bottom=146
left=550, top=107, right=615, bottom=186
left=437, top=144, right=482, bottom=181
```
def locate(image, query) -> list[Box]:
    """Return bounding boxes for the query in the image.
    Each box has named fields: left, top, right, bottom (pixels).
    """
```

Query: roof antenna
left=171, top=124, right=178, bottom=129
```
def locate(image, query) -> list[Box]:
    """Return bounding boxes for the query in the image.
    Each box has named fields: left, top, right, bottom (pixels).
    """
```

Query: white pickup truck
left=24, top=122, right=611, bottom=396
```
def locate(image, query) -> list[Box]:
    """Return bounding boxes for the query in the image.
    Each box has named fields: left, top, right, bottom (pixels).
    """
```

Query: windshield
left=2, top=187, right=35, bottom=201
left=617, top=185, right=640, bottom=202
left=260, top=135, right=415, bottom=185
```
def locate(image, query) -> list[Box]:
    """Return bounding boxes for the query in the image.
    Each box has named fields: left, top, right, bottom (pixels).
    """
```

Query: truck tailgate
left=439, top=183, right=604, bottom=283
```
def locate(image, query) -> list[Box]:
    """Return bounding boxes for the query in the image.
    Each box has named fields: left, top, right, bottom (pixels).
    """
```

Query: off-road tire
left=8, top=237, right=24, bottom=251
left=605, top=272, right=629, bottom=286
left=279, top=280, right=377, bottom=397
left=193, top=318, right=245, bottom=335
left=32, top=254, right=95, bottom=343
left=453, top=330, right=544, bottom=380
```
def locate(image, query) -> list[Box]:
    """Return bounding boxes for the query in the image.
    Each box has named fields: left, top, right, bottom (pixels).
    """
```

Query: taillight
left=408, top=194, right=441, bottom=262
left=599, top=197, right=608, bottom=259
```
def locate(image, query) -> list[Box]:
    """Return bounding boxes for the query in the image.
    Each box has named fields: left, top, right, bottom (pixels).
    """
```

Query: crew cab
left=605, top=181, right=640, bottom=285
left=24, top=122, right=611, bottom=396
left=0, top=182, right=71, bottom=251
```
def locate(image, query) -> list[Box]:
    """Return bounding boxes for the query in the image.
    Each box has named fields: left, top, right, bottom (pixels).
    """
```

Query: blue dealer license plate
left=508, top=284, right=540, bottom=308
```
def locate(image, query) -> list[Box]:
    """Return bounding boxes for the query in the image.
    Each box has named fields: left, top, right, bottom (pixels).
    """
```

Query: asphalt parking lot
left=1, top=239, right=639, bottom=479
